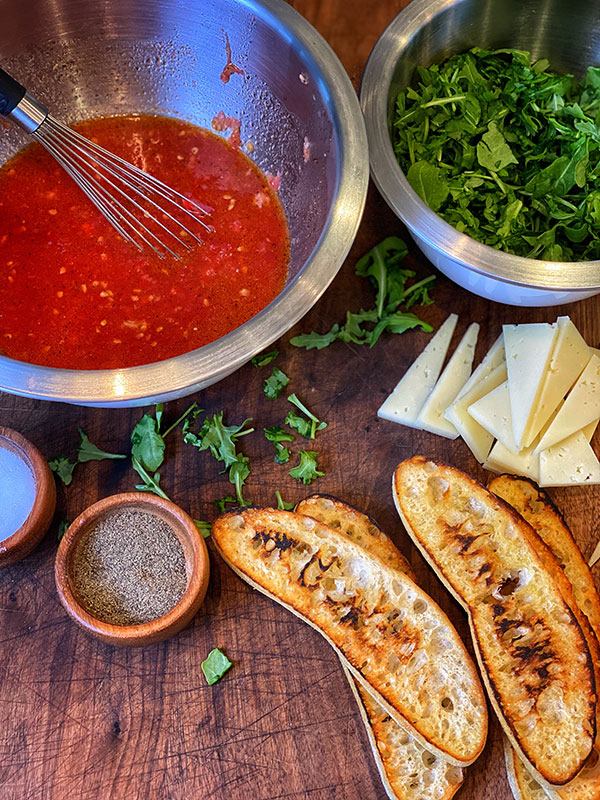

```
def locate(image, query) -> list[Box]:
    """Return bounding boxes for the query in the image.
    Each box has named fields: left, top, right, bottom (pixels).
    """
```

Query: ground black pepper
left=71, top=509, right=188, bottom=625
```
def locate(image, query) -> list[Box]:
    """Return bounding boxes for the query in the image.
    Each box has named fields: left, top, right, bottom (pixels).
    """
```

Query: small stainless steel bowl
left=0, top=0, right=368, bottom=406
left=361, top=0, right=600, bottom=307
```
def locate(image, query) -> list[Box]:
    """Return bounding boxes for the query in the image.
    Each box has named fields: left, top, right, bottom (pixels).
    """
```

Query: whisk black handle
left=0, top=67, right=26, bottom=117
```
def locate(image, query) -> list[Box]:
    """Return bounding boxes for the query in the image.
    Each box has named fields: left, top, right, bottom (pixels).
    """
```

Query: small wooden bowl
left=0, top=427, right=56, bottom=568
left=55, top=493, right=210, bottom=646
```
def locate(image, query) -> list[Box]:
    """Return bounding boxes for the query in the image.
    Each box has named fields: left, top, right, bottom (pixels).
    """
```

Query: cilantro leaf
left=263, top=366, right=290, bottom=399
left=275, top=491, right=295, bottom=511
left=194, top=520, right=212, bottom=538
left=77, top=428, right=127, bottom=464
left=289, top=450, right=324, bottom=485
left=48, top=456, right=77, bottom=486
left=251, top=349, right=279, bottom=367
left=201, top=648, right=233, bottom=685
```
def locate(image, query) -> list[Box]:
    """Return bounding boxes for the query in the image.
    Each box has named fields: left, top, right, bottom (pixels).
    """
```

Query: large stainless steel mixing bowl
left=361, top=0, right=600, bottom=307
left=0, top=0, right=368, bottom=406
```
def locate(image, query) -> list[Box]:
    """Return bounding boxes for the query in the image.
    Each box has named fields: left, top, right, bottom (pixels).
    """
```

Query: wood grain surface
left=2, top=1, right=600, bottom=798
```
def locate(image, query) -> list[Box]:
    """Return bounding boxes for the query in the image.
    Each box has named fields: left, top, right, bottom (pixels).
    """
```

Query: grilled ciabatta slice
left=213, top=508, right=488, bottom=766
left=393, top=457, right=596, bottom=785
left=296, top=495, right=463, bottom=800
left=295, top=494, right=414, bottom=577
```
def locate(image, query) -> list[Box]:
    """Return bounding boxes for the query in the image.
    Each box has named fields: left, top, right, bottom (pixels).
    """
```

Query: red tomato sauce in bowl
left=0, top=114, right=289, bottom=369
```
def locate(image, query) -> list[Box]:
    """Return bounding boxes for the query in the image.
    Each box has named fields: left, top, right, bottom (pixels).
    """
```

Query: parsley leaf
left=263, top=366, right=290, bottom=399
left=289, top=450, right=324, bottom=485
left=290, top=237, right=434, bottom=351
left=251, top=349, right=279, bottom=367
left=77, top=428, right=126, bottom=464
left=286, top=394, right=327, bottom=440
left=194, top=520, right=212, bottom=538
left=201, top=648, right=233, bottom=685
left=48, top=456, right=77, bottom=487
left=275, top=491, right=295, bottom=511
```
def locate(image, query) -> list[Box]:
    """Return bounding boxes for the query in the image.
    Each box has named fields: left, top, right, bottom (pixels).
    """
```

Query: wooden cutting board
left=1, top=1, right=599, bottom=798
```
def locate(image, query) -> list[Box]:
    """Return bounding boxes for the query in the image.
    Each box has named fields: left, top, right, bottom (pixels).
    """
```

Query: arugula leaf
left=48, top=456, right=77, bottom=486
left=407, top=162, right=449, bottom=211
left=229, top=456, right=251, bottom=506
left=57, top=519, right=70, bottom=541
left=287, top=394, right=327, bottom=440
left=77, top=428, right=126, bottom=463
left=130, top=414, right=165, bottom=472
left=215, top=495, right=237, bottom=513
left=201, top=648, right=233, bottom=685
left=476, top=122, right=517, bottom=172
left=131, top=455, right=170, bottom=500
left=161, top=402, right=198, bottom=439
left=289, top=450, right=324, bottom=485
left=291, top=237, right=434, bottom=351
left=194, top=520, right=212, bottom=539
left=264, top=426, right=294, bottom=464
left=275, top=490, right=295, bottom=511
left=263, top=366, right=290, bottom=399
left=251, top=349, right=279, bottom=367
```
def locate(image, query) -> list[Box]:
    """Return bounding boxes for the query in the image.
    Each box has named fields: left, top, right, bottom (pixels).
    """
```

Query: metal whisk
left=0, top=67, right=211, bottom=258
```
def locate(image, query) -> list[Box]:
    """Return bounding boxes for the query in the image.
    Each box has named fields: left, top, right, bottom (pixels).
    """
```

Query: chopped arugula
left=215, top=495, right=237, bottom=513
left=285, top=394, right=327, bottom=440
left=131, top=455, right=170, bottom=500
left=77, top=428, right=126, bottom=463
left=290, top=237, right=434, bottom=351
left=202, top=648, right=233, bottom=685
left=184, top=411, right=254, bottom=506
left=194, top=520, right=212, bottom=539
left=57, top=519, right=70, bottom=541
left=275, top=490, right=295, bottom=511
left=264, top=426, right=294, bottom=464
left=263, top=366, right=290, bottom=399
left=251, top=349, right=279, bottom=367
left=48, top=456, right=78, bottom=487
left=289, top=450, right=324, bottom=485
left=394, top=48, right=600, bottom=260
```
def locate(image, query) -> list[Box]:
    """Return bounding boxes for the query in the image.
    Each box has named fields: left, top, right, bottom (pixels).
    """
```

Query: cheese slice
left=378, top=314, right=458, bottom=427
left=539, top=430, right=600, bottom=487
left=468, top=381, right=518, bottom=453
left=503, top=322, right=558, bottom=449
left=445, top=362, right=507, bottom=462
left=453, top=334, right=505, bottom=403
left=535, top=354, right=600, bottom=452
left=521, top=317, right=590, bottom=448
left=416, top=323, right=479, bottom=438
left=485, top=440, right=540, bottom=482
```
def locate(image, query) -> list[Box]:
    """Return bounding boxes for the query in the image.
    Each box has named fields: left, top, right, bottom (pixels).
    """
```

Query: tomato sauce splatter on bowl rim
left=0, top=114, right=289, bottom=370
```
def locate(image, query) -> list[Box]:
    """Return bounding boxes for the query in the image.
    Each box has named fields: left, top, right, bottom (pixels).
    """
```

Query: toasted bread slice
left=295, top=494, right=414, bottom=578
left=393, top=457, right=596, bottom=785
left=505, top=737, right=600, bottom=800
left=213, top=508, right=488, bottom=765
left=345, top=663, right=464, bottom=800
left=295, top=496, right=463, bottom=799
left=488, top=476, right=600, bottom=639
left=489, top=474, right=600, bottom=748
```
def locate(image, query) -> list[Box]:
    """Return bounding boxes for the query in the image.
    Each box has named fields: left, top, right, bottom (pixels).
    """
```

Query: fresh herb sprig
left=285, top=394, right=327, bottom=440
left=394, top=48, right=600, bottom=260
left=290, top=237, right=434, bottom=351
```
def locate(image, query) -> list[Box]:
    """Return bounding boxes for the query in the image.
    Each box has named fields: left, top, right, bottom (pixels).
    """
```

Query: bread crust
left=393, top=456, right=596, bottom=786
left=213, top=507, right=488, bottom=765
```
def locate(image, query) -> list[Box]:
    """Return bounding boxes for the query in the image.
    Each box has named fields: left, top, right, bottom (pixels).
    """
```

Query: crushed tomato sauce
left=0, top=114, right=289, bottom=369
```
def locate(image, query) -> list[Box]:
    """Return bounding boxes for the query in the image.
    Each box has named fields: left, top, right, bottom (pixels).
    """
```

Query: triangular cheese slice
left=485, top=440, right=540, bottom=483
left=378, top=314, right=458, bottom=427
left=453, top=334, right=505, bottom=403
left=539, top=430, right=600, bottom=487
left=417, top=323, right=479, bottom=439
left=535, top=354, right=600, bottom=452
left=445, top=361, right=507, bottom=463
left=521, top=317, right=590, bottom=448
left=503, top=322, right=557, bottom=449
left=467, top=381, right=518, bottom=453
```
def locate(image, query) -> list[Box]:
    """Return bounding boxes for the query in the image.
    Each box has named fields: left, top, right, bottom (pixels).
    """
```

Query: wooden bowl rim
left=0, top=426, right=56, bottom=562
left=55, top=492, right=209, bottom=644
